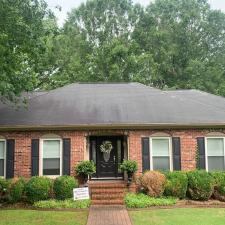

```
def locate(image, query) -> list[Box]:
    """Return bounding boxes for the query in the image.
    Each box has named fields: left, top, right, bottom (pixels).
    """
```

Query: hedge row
left=139, top=170, right=225, bottom=201
left=0, top=176, right=79, bottom=203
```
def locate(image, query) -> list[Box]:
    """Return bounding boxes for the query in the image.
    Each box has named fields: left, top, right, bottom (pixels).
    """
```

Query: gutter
left=1, top=123, right=225, bottom=131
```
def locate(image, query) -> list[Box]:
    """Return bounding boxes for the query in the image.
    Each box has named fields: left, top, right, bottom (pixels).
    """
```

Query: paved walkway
left=86, top=205, right=132, bottom=225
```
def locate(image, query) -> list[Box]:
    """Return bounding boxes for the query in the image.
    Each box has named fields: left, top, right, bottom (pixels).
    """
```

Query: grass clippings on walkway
left=129, top=208, right=225, bottom=225
left=0, top=209, right=88, bottom=225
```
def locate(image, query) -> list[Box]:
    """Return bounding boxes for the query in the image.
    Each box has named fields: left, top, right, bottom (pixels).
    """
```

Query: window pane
left=91, top=140, right=96, bottom=164
left=208, top=156, right=224, bottom=171
left=0, top=142, right=5, bottom=159
left=43, top=158, right=60, bottom=175
left=152, top=139, right=169, bottom=156
left=0, top=159, right=4, bottom=176
left=207, top=138, right=224, bottom=156
left=153, top=156, right=170, bottom=170
left=117, top=140, right=122, bottom=173
left=43, top=140, right=60, bottom=158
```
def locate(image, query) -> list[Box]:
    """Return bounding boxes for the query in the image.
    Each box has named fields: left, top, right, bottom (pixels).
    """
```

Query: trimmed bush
left=187, top=170, right=214, bottom=200
left=210, top=171, right=225, bottom=201
left=25, top=176, right=52, bottom=203
left=125, top=193, right=177, bottom=208
left=164, top=171, right=188, bottom=199
left=34, top=199, right=90, bottom=209
left=0, top=177, right=9, bottom=202
left=8, top=177, right=25, bottom=203
left=140, top=171, right=166, bottom=197
left=120, top=160, right=138, bottom=173
left=75, top=160, right=96, bottom=177
left=53, top=176, right=78, bottom=200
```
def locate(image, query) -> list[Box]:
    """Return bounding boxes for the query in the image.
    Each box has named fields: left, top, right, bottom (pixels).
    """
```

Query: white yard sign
left=73, top=187, right=89, bottom=200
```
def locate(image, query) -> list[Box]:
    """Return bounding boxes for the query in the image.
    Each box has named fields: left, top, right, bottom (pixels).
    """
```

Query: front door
left=90, top=136, right=124, bottom=178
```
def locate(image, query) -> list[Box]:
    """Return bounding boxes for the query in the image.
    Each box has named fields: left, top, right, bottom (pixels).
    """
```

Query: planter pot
left=79, top=174, right=89, bottom=187
left=127, top=172, right=133, bottom=185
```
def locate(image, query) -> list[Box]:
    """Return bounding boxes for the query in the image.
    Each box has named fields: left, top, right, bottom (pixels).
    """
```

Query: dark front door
left=90, top=136, right=124, bottom=178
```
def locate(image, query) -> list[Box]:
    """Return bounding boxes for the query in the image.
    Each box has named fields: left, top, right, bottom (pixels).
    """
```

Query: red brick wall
left=0, top=129, right=225, bottom=177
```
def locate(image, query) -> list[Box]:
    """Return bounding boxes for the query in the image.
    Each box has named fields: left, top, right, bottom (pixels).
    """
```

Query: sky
left=46, top=0, right=225, bottom=27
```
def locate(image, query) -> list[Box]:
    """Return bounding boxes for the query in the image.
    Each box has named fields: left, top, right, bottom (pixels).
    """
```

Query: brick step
left=90, top=188, right=126, bottom=194
left=91, top=199, right=124, bottom=205
left=89, top=184, right=126, bottom=189
left=91, top=193, right=125, bottom=200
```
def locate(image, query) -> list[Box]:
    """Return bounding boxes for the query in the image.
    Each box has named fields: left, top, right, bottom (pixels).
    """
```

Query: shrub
left=120, top=160, right=138, bottom=173
left=25, top=176, right=52, bottom=203
left=8, top=177, right=25, bottom=203
left=34, top=199, right=90, bottom=209
left=124, top=193, right=177, bottom=208
left=75, top=160, right=96, bottom=177
left=210, top=171, right=225, bottom=201
left=187, top=170, right=214, bottom=200
left=0, top=177, right=10, bottom=201
left=53, top=176, right=78, bottom=200
left=164, top=171, right=188, bottom=199
left=140, top=171, right=166, bottom=197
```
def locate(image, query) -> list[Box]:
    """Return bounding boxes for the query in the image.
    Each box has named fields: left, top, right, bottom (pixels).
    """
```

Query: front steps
left=89, top=180, right=127, bottom=205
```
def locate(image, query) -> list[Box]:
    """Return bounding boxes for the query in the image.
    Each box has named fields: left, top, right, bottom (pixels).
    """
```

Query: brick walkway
left=86, top=205, right=132, bottom=225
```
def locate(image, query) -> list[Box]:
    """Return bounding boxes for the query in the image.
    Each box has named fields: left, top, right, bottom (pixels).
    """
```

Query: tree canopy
left=1, top=0, right=225, bottom=102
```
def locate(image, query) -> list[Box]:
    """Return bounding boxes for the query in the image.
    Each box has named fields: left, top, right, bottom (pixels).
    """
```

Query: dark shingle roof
left=0, top=83, right=225, bottom=129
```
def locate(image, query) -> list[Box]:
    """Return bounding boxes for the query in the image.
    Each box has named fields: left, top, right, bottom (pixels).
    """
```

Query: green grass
left=33, top=199, right=90, bottom=209
left=125, top=193, right=177, bottom=208
left=0, top=210, right=88, bottom=225
left=129, top=208, right=225, bottom=225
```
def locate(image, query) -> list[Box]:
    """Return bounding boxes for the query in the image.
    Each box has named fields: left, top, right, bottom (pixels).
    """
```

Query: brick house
left=1, top=83, right=225, bottom=180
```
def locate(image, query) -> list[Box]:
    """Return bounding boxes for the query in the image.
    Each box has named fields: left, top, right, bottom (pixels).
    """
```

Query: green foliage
left=163, top=171, right=188, bottom=199
left=75, top=161, right=96, bottom=176
left=8, top=178, right=26, bottom=203
left=187, top=170, right=214, bottom=200
left=210, top=171, right=225, bottom=201
left=33, top=198, right=90, bottom=209
left=0, top=0, right=56, bottom=102
left=120, top=160, right=138, bottom=173
left=53, top=176, right=78, bottom=200
left=125, top=193, right=177, bottom=208
left=0, top=177, right=10, bottom=201
left=25, top=176, right=52, bottom=203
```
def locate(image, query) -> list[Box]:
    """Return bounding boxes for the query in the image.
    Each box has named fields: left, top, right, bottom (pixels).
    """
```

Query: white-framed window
left=40, top=138, right=62, bottom=177
left=0, top=140, right=6, bottom=178
left=205, top=137, right=225, bottom=171
left=150, top=137, right=172, bottom=171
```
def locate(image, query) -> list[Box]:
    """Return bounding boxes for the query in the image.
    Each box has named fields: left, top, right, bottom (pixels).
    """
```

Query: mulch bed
left=127, top=199, right=225, bottom=210
left=0, top=202, right=88, bottom=212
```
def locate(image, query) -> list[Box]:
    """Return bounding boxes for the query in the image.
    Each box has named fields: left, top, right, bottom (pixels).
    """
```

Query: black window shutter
left=172, top=137, right=181, bottom=170
left=142, top=137, right=150, bottom=172
left=63, top=138, right=71, bottom=175
left=6, top=139, right=15, bottom=179
left=31, top=139, right=39, bottom=176
left=197, top=137, right=206, bottom=170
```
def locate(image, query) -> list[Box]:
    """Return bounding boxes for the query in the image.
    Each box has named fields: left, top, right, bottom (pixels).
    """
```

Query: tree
left=133, top=0, right=225, bottom=94
left=0, top=0, right=54, bottom=102
left=44, top=0, right=143, bottom=88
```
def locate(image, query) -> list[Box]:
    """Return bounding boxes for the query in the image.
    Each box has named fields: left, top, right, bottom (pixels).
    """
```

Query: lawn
left=0, top=210, right=88, bottom=225
left=129, top=208, right=225, bottom=225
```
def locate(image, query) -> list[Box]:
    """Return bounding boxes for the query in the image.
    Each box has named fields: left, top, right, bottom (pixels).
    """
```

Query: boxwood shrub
left=164, top=171, right=188, bottom=199
left=53, top=176, right=78, bottom=200
left=25, top=176, right=52, bottom=203
left=210, top=171, right=225, bottom=201
left=8, top=177, right=25, bottom=203
left=187, top=170, right=214, bottom=200
left=0, top=177, right=9, bottom=202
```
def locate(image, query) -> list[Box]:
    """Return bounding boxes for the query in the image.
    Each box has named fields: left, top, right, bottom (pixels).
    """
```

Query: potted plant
left=75, top=160, right=96, bottom=186
left=120, top=160, right=138, bottom=184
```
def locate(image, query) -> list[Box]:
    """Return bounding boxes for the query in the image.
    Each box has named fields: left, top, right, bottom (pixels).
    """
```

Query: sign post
left=73, top=187, right=89, bottom=200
